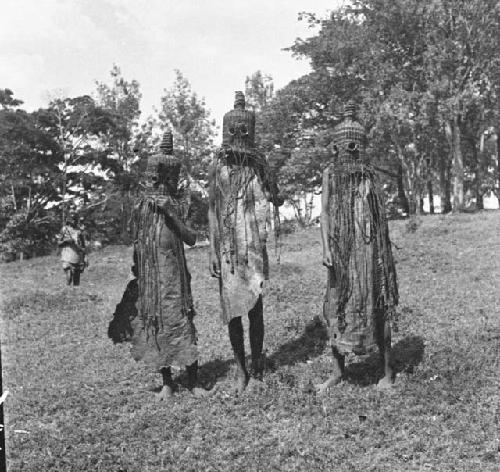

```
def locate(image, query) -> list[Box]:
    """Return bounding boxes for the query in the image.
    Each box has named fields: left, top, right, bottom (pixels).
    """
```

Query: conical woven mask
left=222, top=91, right=256, bottom=153
left=143, top=132, right=181, bottom=194
left=331, top=101, right=367, bottom=165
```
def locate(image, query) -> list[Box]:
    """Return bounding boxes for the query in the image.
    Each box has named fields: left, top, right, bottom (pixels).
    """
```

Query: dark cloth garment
left=108, top=198, right=197, bottom=370
left=323, top=169, right=398, bottom=355
left=212, top=158, right=270, bottom=323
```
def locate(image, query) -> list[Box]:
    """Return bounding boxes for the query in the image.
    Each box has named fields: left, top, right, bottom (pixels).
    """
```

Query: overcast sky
left=1, top=0, right=341, bottom=130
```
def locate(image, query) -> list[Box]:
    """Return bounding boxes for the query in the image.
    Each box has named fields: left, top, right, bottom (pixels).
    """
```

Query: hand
left=274, top=193, right=285, bottom=207
left=209, top=253, right=221, bottom=278
left=148, top=195, right=171, bottom=210
left=322, top=250, right=333, bottom=268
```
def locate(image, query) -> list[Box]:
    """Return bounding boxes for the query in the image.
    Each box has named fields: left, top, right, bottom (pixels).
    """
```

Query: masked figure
left=108, top=132, right=203, bottom=400
left=58, top=213, right=86, bottom=286
left=319, top=101, right=399, bottom=393
left=208, top=91, right=283, bottom=394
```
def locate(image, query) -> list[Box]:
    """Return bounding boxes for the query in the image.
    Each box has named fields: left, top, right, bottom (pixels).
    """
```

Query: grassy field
left=1, top=211, right=499, bottom=471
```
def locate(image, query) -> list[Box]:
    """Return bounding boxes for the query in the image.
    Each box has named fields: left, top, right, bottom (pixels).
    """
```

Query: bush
left=0, top=209, right=60, bottom=260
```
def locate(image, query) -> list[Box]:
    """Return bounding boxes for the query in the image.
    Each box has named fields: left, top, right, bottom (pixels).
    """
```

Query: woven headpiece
left=331, top=101, right=367, bottom=166
left=143, top=132, right=181, bottom=194
left=159, top=131, right=173, bottom=155
left=222, top=91, right=256, bottom=154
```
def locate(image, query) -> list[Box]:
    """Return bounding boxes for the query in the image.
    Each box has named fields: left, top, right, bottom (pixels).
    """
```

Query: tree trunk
left=407, top=191, right=417, bottom=215
left=476, top=132, right=485, bottom=211
left=450, top=116, right=464, bottom=212
left=397, top=160, right=410, bottom=215
left=427, top=179, right=434, bottom=214
left=439, top=154, right=452, bottom=214
left=11, top=184, right=17, bottom=211
left=497, top=131, right=500, bottom=193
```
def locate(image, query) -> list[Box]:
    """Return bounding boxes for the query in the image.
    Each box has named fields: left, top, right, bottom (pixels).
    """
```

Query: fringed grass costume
left=323, top=102, right=398, bottom=356
left=212, top=151, right=271, bottom=323
left=109, top=134, right=198, bottom=371
left=130, top=195, right=197, bottom=369
left=210, top=91, right=280, bottom=324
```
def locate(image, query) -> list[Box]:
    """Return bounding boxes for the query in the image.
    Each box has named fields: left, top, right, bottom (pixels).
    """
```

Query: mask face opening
left=239, top=124, right=248, bottom=136
left=145, top=158, right=181, bottom=194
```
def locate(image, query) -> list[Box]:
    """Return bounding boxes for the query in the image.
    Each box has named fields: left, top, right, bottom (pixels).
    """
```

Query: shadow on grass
left=267, top=316, right=328, bottom=370
left=196, top=358, right=233, bottom=389
left=154, top=358, right=232, bottom=392
left=346, top=335, right=425, bottom=387
left=187, top=316, right=329, bottom=389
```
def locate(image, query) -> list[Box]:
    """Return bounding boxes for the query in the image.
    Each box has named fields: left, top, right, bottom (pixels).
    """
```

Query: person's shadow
left=346, top=334, right=425, bottom=386
left=267, top=316, right=329, bottom=369
left=193, top=318, right=424, bottom=389
left=192, top=317, right=329, bottom=389
left=195, top=358, right=233, bottom=389
left=265, top=315, right=424, bottom=387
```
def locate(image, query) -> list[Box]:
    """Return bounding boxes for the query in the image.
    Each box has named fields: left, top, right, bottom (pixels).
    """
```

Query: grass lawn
left=1, top=211, right=499, bottom=471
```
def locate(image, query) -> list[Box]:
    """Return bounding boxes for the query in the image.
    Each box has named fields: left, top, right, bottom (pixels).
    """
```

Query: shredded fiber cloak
left=324, top=166, right=398, bottom=355
left=212, top=157, right=270, bottom=324
left=113, top=197, right=198, bottom=370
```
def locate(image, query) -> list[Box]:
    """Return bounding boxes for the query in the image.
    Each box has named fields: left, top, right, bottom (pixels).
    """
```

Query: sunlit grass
left=1, top=212, right=499, bottom=471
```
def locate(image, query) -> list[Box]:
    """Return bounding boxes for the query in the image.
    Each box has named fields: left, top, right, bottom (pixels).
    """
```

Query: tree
left=93, top=65, right=143, bottom=241
left=423, top=0, right=500, bottom=211
left=159, top=70, right=216, bottom=184
left=0, top=91, right=60, bottom=256
left=258, top=75, right=337, bottom=224
left=245, top=71, right=274, bottom=112
left=34, top=95, right=117, bottom=222
left=0, top=89, right=120, bottom=257
left=284, top=0, right=500, bottom=215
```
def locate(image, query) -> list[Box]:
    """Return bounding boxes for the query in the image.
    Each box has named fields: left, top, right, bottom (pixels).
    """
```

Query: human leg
left=72, top=268, right=81, bottom=286
left=317, top=345, right=345, bottom=395
left=248, top=295, right=264, bottom=380
left=65, top=268, right=72, bottom=285
left=157, top=366, right=175, bottom=401
left=228, top=316, right=249, bottom=393
left=377, top=320, right=394, bottom=388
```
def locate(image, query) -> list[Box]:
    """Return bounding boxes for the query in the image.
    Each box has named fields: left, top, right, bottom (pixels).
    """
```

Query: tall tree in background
left=283, top=0, right=500, bottom=214
left=423, top=0, right=500, bottom=211
left=94, top=65, right=143, bottom=241
left=35, top=95, right=116, bottom=223
left=159, top=70, right=216, bottom=185
left=245, top=71, right=274, bottom=112
left=0, top=89, right=118, bottom=257
left=0, top=90, right=60, bottom=257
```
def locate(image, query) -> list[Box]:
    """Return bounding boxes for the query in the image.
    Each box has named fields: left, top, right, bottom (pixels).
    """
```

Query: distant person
left=208, top=92, right=283, bottom=394
left=58, top=213, right=87, bottom=286
left=108, top=132, right=206, bottom=400
left=319, top=101, right=399, bottom=394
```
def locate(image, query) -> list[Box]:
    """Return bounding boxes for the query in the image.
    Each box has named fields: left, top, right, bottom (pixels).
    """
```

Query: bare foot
left=376, top=375, right=395, bottom=390
left=156, top=385, right=174, bottom=401
left=316, top=374, right=342, bottom=396
left=235, top=373, right=249, bottom=396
